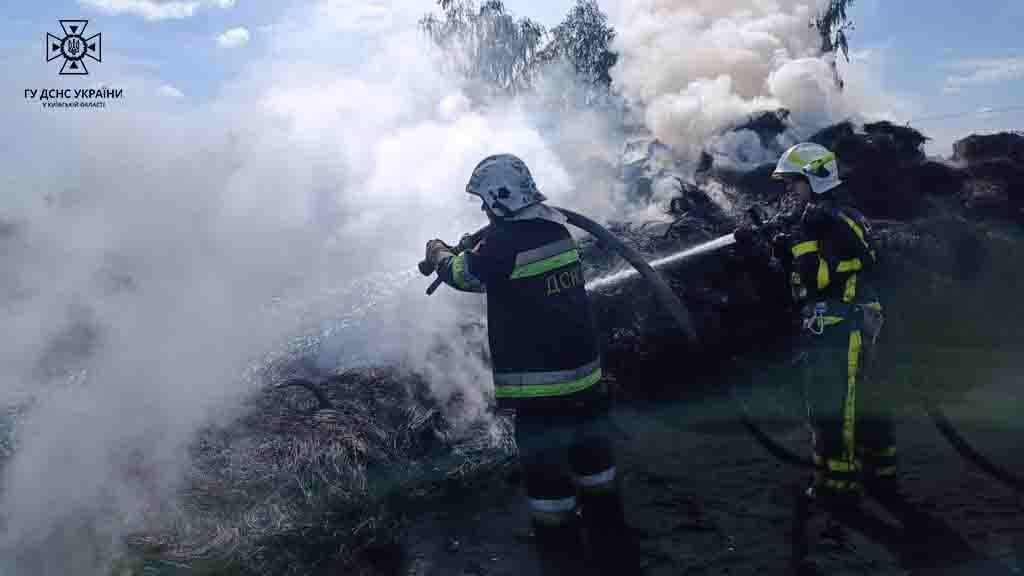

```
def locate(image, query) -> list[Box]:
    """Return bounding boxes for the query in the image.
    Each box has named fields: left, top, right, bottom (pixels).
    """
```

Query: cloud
left=217, top=26, right=250, bottom=48
left=217, top=27, right=251, bottom=48
left=79, top=0, right=233, bottom=21
left=944, top=57, right=1024, bottom=94
left=158, top=84, right=184, bottom=98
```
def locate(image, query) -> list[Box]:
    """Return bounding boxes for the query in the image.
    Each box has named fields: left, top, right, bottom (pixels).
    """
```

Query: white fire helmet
left=772, top=143, right=843, bottom=195
left=466, top=154, right=547, bottom=217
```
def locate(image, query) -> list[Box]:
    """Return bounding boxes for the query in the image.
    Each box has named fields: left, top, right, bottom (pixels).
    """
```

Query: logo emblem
left=47, top=20, right=102, bottom=76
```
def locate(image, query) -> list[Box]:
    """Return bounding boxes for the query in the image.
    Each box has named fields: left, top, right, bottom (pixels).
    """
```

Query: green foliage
left=419, top=0, right=548, bottom=94
left=420, top=0, right=619, bottom=94
left=541, top=0, right=618, bottom=86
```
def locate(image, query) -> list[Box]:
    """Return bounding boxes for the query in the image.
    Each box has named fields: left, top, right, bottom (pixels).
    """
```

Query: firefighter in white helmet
left=424, top=154, right=638, bottom=576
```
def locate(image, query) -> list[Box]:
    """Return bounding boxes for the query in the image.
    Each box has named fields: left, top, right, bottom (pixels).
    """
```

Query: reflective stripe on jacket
left=787, top=202, right=881, bottom=310
left=437, top=218, right=601, bottom=403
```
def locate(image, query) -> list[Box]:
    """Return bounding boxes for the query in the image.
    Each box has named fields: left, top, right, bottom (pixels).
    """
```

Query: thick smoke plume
left=611, top=0, right=912, bottom=167
left=0, top=1, right=626, bottom=572
left=0, top=0, right=906, bottom=572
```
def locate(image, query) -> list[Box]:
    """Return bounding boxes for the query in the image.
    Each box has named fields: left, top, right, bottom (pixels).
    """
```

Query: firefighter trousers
left=515, top=392, right=639, bottom=575
left=801, top=304, right=898, bottom=501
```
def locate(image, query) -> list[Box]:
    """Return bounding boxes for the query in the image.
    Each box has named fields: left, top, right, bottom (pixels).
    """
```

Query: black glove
left=801, top=202, right=830, bottom=229
left=425, top=239, right=455, bottom=271
left=733, top=224, right=760, bottom=247
left=769, top=232, right=792, bottom=261
left=457, top=233, right=477, bottom=253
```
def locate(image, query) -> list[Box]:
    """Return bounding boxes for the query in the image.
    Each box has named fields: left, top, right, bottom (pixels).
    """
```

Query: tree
left=541, top=0, right=618, bottom=86
left=814, top=0, right=855, bottom=61
left=420, top=0, right=548, bottom=94
left=811, top=0, right=855, bottom=90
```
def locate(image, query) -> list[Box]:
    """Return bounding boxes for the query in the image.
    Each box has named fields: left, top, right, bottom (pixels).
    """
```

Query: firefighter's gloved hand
left=424, top=239, right=455, bottom=272
left=733, top=224, right=761, bottom=248
left=769, top=232, right=792, bottom=261
left=457, top=233, right=478, bottom=253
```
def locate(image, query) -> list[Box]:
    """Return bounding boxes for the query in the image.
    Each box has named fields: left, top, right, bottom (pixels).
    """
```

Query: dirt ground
left=397, top=376, right=1023, bottom=576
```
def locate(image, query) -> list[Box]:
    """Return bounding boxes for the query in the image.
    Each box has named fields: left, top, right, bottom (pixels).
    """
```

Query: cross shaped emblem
left=47, top=20, right=102, bottom=76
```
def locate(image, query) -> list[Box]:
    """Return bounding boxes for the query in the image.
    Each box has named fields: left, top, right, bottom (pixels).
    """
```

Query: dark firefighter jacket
left=435, top=217, right=602, bottom=408
left=784, top=199, right=882, bottom=315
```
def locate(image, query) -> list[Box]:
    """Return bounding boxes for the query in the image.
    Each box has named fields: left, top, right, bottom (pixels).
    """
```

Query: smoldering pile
left=122, top=358, right=515, bottom=574
left=583, top=122, right=1024, bottom=404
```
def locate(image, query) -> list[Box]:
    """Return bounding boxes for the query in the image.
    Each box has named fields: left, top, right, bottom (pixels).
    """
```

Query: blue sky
left=5, top=0, right=298, bottom=101
left=846, top=0, right=1024, bottom=151
left=5, top=0, right=1022, bottom=152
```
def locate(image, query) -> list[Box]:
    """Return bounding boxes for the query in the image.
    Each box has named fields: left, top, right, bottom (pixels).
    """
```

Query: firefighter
left=424, top=154, right=638, bottom=575
left=734, top=143, right=899, bottom=515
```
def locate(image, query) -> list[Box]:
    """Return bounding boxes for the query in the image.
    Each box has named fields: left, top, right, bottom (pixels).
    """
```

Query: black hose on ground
left=728, top=376, right=1024, bottom=496
left=922, top=398, right=1024, bottom=495
left=728, top=374, right=1024, bottom=493
left=727, top=373, right=1024, bottom=497
left=727, top=384, right=815, bottom=469
left=550, top=208, right=1021, bottom=570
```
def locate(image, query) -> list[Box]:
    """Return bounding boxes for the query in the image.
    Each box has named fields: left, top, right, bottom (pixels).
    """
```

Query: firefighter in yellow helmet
left=735, top=143, right=899, bottom=516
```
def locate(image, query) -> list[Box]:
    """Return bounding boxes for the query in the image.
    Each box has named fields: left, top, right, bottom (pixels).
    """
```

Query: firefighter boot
left=791, top=481, right=813, bottom=574
left=532, top=516, right=587, bottom=576
left=580, top=490, right=641, bottom=575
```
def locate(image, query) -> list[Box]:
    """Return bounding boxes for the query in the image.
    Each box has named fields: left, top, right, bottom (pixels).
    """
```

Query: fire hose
left=922, top=397, right=1024, bottom=494
left=419, top=208, right=1023, bottom=494
left=418, top=207, right=698, bottom=343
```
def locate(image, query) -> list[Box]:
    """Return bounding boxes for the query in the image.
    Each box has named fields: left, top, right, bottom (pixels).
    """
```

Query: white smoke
left=0, top=0, right=919, bottom=571
left=610, top=0, right=915, bottom=166
left=0, top=1, right=629, bottom=572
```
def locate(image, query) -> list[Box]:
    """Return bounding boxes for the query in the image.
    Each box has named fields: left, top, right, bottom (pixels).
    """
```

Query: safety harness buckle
left=802, top=302, right=827, bottom=335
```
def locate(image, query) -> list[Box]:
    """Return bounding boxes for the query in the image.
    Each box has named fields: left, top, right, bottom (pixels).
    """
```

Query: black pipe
left=554, top=207, right=698, bottom=344
left=727, top=384, right=815, bottom=469
left=727, top=384, right=1024, bottom=492
left=541, top=208, right=1022, bottom=570
left=727, top=369, right=1024, bottom=497
left=922, top=398, right=1024, bottom=494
